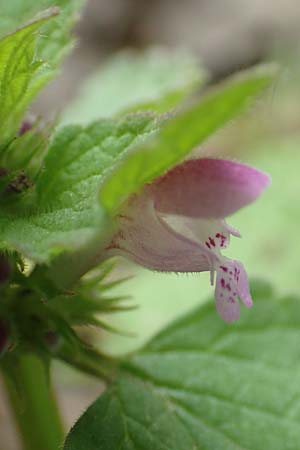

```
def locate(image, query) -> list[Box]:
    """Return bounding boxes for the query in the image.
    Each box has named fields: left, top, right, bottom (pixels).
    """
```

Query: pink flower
left=106, top=158, right=270, bottom=323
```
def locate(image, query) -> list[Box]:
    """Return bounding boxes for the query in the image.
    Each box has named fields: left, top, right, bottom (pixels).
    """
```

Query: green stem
left=2, top=353, right=64, bottom=450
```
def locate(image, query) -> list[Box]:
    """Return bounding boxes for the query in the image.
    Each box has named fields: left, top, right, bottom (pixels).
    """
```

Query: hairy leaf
left=0, top=1, right=84, bottom=144
left=0, top=114, right=157, bottom=267
left=0, top=0, right=84, bottom=64
left=37, top=114, right=158, bottom=206
left=65, top=283, right=300, bottom=450
left=0, top=10, right=58, bottom=143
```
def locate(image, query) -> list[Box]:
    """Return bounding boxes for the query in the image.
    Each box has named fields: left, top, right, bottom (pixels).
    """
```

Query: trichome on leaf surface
left=0, top=2, right=292, bottom=450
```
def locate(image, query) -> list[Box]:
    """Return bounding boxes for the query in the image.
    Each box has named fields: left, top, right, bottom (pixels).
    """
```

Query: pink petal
left=215, top=259, right=253, bottom=323
left=234, top=260, right=253, bottom=308
left=107, top=193, right=216, bottom=272
left=215, top=264, right=241, bottom=323
left=215, top=289, right=240, bottom=323
left=152, top=158, right=271, bottom=219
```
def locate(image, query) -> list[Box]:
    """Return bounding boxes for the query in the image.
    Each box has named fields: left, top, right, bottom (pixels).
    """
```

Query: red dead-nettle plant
left=0, top=3, right=285, bottom=450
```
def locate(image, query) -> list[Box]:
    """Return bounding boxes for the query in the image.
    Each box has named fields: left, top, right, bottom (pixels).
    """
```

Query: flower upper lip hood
left=106, top=157, right=270, bottom=323
left=152, top=158, right=270, bottom=219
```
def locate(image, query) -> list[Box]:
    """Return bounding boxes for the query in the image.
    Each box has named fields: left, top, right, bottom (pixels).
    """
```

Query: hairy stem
left=2, top=353, right=64, bottom=450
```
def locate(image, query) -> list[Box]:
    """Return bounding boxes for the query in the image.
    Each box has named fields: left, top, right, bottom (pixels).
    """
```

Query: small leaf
left=63, top=48, right=206, bottom=123
left=0, top=1, right=84, bottom=143
left=65, top=283, right=300, bottom=450
left=0, top=0, right=84, bottom=64
left=100, top=65, right=277, bottom=213
left=0, top=9, right=58, bottom=143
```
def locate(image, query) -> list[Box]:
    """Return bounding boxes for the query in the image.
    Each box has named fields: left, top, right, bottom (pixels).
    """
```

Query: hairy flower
left=106, top=158, right=270, bottom=323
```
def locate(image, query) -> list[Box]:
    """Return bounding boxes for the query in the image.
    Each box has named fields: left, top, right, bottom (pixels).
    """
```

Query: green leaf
left=0, top=1, right=84, bottom=143
left=0, top=0, right=84, bottom=64
left=0, top=10, right=58, bottom=142
left=63, top=48, right=206, bottom=124
left=64, top=283, right=300, bottom=450
left=0, top=202, right=109, bottom=263
left=100, top=64, right=277, bottom=213
left=0, top=114, right=157, bottom=271
left=37, top=114, right=158, bottom=205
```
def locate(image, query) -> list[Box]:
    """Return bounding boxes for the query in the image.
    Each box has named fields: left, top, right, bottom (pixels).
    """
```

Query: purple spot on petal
left=209, top=237, right=216, bottom=247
